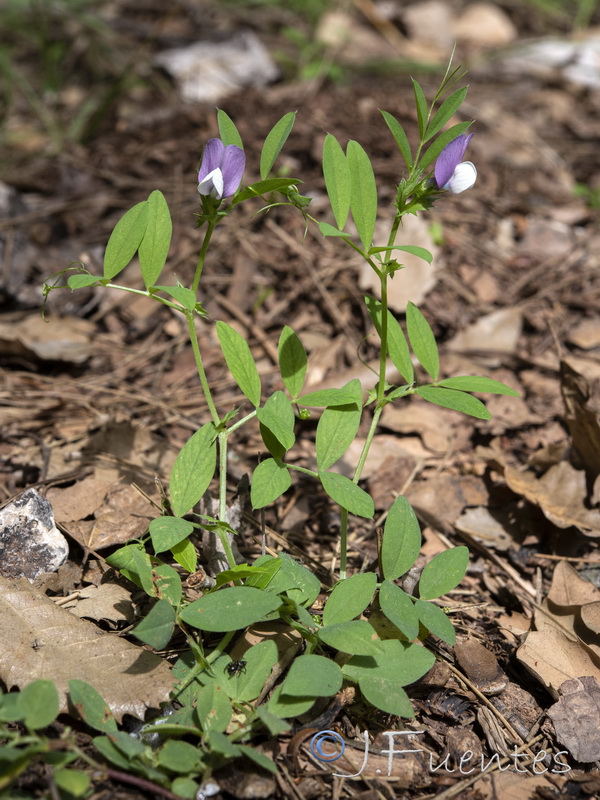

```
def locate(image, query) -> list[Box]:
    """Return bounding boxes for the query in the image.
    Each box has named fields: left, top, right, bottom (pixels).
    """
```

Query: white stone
left=0, top=489, right=68, bottom=580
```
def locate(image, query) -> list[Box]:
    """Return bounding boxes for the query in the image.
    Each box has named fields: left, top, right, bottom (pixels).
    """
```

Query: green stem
left=339, top=508, right=348, bottom=580
left=285, top=463, right=319, bottom=478
left=105, top=283, right=185, bottom=312
left=192, top=220, right=217, bottom=294
left=217, top=431, right=237, bottom=570
left=185, top=310, right=219, bottom=427
left=227, top=409, right=257, bottom=434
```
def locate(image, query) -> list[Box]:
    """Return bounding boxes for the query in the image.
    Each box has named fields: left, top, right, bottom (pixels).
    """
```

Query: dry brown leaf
left=548, top=676, right=600, bottom=762
left=407, top=474, right=489, bottom=533
left=454, top=506, right=516, bottom=551
left=0, top=576, right=173, bottom=720
left=381, top=402, right=469, bottom=453
left=560, top=359, right=600, bottom=480
left=447, top=307, right=523, bottom=355
left=64, top=582, right=135, bottom=623
left=516, top=627, right=600, bottom=699
left=454, top=637, right=508, bottom=695
left=547, top=560, right=600, bottom=608
left=504, top=461, right=600, bottom=536
left=488, top=771, right=566, bottom=799
left=0, top=314, right=95, bottom=364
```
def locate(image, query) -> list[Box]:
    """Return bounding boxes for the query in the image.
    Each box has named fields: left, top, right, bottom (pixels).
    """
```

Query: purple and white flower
left=198, top=138, right=245, bottom=200
left=434, top=133, right=477, bottom=194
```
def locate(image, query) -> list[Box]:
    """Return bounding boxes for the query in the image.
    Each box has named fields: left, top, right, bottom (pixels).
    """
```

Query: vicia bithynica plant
left=42, top=58, right=518, bottom=786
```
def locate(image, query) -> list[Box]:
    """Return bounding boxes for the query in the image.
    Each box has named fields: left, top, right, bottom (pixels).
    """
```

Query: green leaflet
left=323, top=133, right=351, bottom=230
left=217, top=108, right=243, bottom=148
left=250, top=458, right=292, bottom=509
left=418, top=546, right=469, bottom=600
left=138, top=190, right=172, bottom=289
left=169, top=422, right=217, bottom=517
left=216, top=320, right=262, bottom=407
left=406, top=301, right=439, bottom=381
left=380, top=495, right=421, bottom=581
left=316, top=401, right=362, bottom=471
left=278, top=326, right=307, bottom=398
left=323, top=572, right=377, bottom=626
left=416, top=386, right=491, bottom=420
left=260, top=111, right=296, bottom=179
left=103, top=200, right=148, bottom=280
left=319, top=471, right=374, bottom=519
left=347, top=139, right=377, bottom=251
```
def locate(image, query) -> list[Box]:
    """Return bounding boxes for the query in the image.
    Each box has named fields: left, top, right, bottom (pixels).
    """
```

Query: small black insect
left=226, top=659, right=247, bottom=677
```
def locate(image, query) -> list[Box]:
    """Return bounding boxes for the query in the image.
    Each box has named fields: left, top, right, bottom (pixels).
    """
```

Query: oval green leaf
left=406, top=301, right=439, bottom=381
left=416, top=386, right=491, bottom=420
left=359, top=677, right=414, bottom=718
left=347, top=139, right=377, bottom=251
left=103, top=200, right=148, bottom=280
left=323, top=572, right=377, bottom=626
left=18, top=680, right=60, bottom=730
left=149, top=517, right=194, bottom=553
left=316, top=402, right=361, bottom=471
left=418, top=545, right=469, bottom=600
left=133, top=598, right=176, bottom=650
left=260, top=111, right=296, bottom=179
left=323, top=133, right=351, bottom=230
left=216, top=320, right=261, bottom=407
left=414, top=598, right=456, bottom=645
left=257, top=391, right=295, bottom=453
left=169, top=422, right=217, bottom=517
left=319, top=471, right=374, bottom=519
left=379, top=580, right=419, bottom=640
left=318, top=620, right=382, bottom=655
left=179, top=586, right=282, bottom=632
left=278, top=326, right=307, bottom=398
left=281, top=654, right=343, bottom=697
left=250, top=457, right=292, bottom=509
left=139, top=190, right=172, bottom=289
left=380, top=495, right=421, bottom=581
left=217, top=108, right=243, bottom=148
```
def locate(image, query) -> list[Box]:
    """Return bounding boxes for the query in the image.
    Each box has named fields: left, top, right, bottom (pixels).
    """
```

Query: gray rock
left=0, top=489, right=69, bottom=580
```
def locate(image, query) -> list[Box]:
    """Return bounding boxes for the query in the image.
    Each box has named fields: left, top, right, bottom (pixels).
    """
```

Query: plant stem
left=338, top=219, right=400, bottom=579
left=192, top=220, right=216, bottom=294
left=185, top=310, right=219, bottom=427
left=217, top=431, right=237, bottom=570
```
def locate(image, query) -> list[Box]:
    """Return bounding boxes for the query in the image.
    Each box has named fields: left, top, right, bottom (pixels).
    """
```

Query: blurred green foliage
left=0, top=0, right=142, bottom=151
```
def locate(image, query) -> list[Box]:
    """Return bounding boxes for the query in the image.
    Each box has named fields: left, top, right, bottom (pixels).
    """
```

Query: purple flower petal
left=434, top=133, right=474, bottom=190
left=220, top=144, right=246, bottom=198
left=198, top=139, right=225, bottom=182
